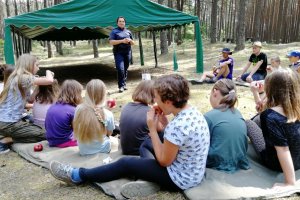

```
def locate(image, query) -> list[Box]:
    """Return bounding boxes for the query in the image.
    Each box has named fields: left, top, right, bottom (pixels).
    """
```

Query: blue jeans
left=241, top=72, right=266, bottom=81
left=78, top=157, right=180, bottom=191
left=114, top=51, right=131, bottom=89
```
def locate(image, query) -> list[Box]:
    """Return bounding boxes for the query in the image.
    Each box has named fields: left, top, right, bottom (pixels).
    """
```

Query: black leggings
left=79, top=157, right=180, bottom=191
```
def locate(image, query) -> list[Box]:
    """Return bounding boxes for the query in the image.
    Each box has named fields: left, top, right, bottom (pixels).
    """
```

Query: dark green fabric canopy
left=4, top=0, right=203, bottom=72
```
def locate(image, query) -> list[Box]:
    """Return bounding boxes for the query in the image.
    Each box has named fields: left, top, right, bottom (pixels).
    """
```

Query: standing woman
left=109, top=16, right=134, bottom=93
left=0, top=54, right=54, bottom=153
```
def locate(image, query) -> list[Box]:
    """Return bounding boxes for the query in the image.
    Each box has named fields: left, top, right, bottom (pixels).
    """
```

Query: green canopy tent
left=4, top=0, right=204, bottom=73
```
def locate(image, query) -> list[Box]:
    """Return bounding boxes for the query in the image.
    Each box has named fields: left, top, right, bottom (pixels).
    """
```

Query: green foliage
left=200, top=23, right=209, bottom=40
left=184, top=24, right=194, bottom=40
left=62, top=46, right=74, bottom=55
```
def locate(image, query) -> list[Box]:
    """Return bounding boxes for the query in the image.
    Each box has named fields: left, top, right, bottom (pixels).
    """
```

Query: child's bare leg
left=215, top=64, right=229, bottom=79
left=200, top=72, right=214, bottom=82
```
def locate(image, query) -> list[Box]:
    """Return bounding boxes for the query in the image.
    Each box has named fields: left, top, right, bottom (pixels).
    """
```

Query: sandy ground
left=0, top=40, right=300, bottom=199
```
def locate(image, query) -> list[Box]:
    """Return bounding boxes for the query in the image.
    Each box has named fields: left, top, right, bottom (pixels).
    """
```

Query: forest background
left=0, top=0, right=300, bottom=200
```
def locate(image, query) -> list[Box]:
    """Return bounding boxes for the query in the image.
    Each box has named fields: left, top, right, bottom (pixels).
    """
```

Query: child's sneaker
left=120, top=181, right=160, bottom=199
left=50, top=161, right=78, bottom=185
left=0, top=142, right=10, bottom=154
left=190, top=80, right=203, bottom=85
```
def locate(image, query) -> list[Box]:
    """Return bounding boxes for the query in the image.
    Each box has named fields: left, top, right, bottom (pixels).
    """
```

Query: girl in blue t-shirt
left=73, top=79, right=115, bottom=155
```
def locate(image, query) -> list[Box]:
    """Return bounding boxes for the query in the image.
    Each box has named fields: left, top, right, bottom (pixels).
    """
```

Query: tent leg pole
left=12, top=28, right=19, bottom=58
left=138, top=32, right=144, bottom=66
left=152, top=31, right=158, bottom=68
left=18, top=34, right=22, bottom=56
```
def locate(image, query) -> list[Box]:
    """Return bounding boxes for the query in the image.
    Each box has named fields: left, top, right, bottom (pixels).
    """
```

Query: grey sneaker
left=50, top=161, right=75, bottom=185
left=0, top=142, right=10, bottom=154
left=120, top=181, right=160, bottom=199
left=190, top=80, right=203, bottom=85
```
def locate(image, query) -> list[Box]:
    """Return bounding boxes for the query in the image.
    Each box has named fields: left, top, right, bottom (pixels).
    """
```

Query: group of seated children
left=48, top=69, right=300, bottom=197
left=191, top=41, right=300, bottom=84
left=0, top=54, right=115, bottom=156
left=1, top=52, right=300, bottom=197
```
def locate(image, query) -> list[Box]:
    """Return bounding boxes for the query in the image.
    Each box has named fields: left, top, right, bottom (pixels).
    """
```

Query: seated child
left=246, top=69, right=300, bottom=189
left=45, top=79, right=83, bottom=148
left=0, top=54, right=54, bottom=154
left=204, top=79, right=249, bottom=172
left=30, top=79, right=60, bottom=128
left=237, top=41, right=268, bottom=83
left=73, top=79, right=115, bottom=155
left=250, top=56, right=282, bottom=113
left=191, top=48, right=234, bottom=84
left=119, top=80, right=156, bottom=155
left=287, top=50, right=300, bottom=73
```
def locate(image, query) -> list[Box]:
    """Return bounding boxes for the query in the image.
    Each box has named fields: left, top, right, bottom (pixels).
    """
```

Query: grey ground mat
left=234, top=80, right=251, bottom=87
left=11, top=138, right=133, bottom=200
left=184, top=145, right=300, bottom=200
left=11, top=141, right=300, bottom=200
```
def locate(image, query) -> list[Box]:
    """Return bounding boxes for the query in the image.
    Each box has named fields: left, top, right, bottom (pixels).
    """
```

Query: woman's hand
left=123, top=38, right=132, bottom=44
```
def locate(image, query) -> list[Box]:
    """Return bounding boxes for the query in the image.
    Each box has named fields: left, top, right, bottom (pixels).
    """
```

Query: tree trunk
left=158, top=0, right=168, bottom=54
left=167, top=0, right=173, bottom=46
left=92, top=40, right=99, bottom=58
left=210, top=0, right=218, bottom=43
left=235, top=0, right=246, bottom=51
left=160, top=30, right=168, bottom=55
left=47, top=41, right=52, bottom=58
left=176, top=0, right=183, bottom=45
left=14, top=0, right=19, bottom=16
left=26, top=0, right=30, bottom=12
left=0, top=1, right=3, bottom=39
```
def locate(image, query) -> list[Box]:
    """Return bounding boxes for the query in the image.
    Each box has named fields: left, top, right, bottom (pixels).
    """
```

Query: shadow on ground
left=38, top=63, right=143, bottom=86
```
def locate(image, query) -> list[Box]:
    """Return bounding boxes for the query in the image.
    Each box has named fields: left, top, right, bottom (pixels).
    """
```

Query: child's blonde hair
left=265, top=69, right=300, bottom=122
left=57, top=79, right=83, bottom=106
left=35, top=79, right=60, bottom=104
left=73, top=79, right=107, bottom=143
left=0, top=54, right=37, bottom=103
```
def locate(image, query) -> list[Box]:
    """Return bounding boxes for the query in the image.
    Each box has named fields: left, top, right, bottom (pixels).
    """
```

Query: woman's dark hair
left=116, top=16, right=126, bottom=23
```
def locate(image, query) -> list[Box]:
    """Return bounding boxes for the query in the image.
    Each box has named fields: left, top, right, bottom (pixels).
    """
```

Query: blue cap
left=287, top=50, right=300, bottom=57
left=222, top=48, right=232, bottom=55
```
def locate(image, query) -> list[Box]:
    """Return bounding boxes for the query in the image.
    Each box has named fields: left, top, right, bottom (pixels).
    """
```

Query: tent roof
left=5, top=0, right=199, bottom=41
left=4, top=0, right=203, bottom=73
